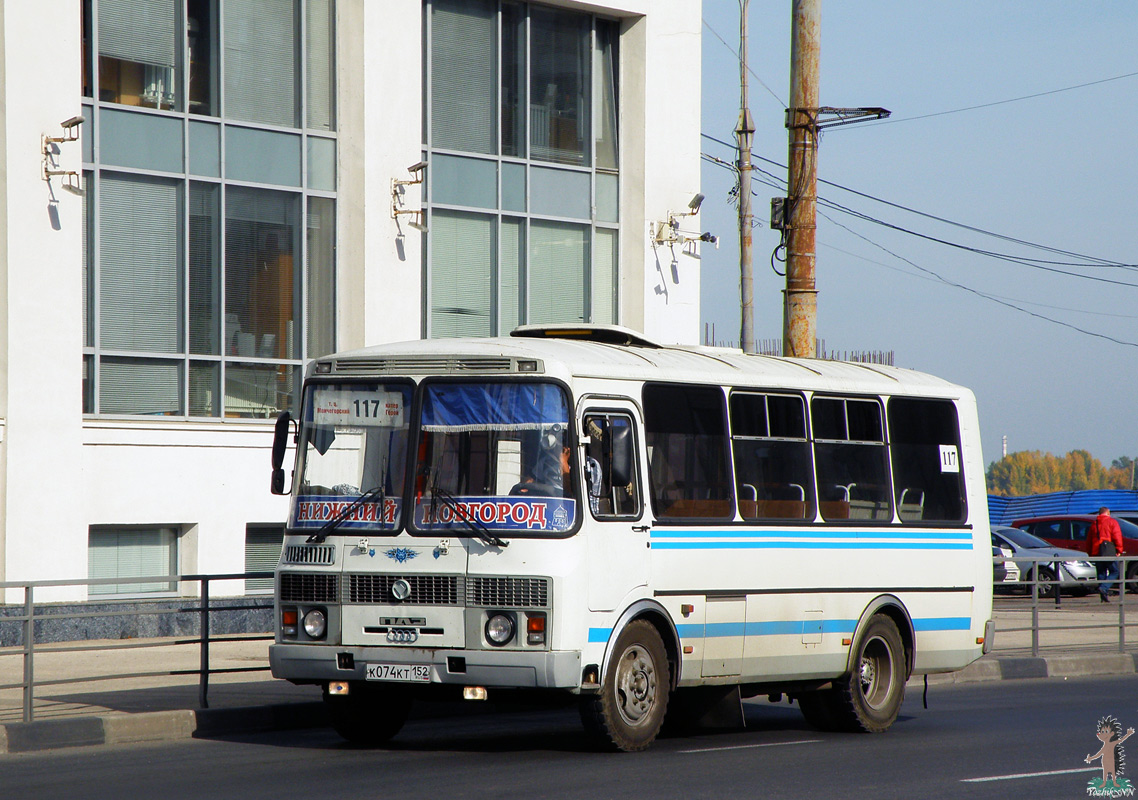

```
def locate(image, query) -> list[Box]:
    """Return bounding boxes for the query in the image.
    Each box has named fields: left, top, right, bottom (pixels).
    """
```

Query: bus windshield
left=412, top=381, right=578, bottom=536
left=291, top=382, right=413, bottom=533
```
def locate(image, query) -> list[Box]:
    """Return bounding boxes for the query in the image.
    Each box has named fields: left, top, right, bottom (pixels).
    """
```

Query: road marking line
left=962, top=767, right=1098, bottom=783
left=679, top=738, right=821, bottom=754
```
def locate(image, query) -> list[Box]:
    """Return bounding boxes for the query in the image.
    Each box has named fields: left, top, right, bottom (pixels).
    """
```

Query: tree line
left=986, top=451, right=1136, bottom=496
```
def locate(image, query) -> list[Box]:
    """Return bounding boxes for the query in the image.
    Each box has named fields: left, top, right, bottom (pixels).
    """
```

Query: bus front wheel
left=580, top=620, right=671, bottom=752
left=323, top=682, right=411, bottom=745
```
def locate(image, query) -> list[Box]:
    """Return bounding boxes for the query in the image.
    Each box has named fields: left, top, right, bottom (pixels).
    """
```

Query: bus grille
left=467, top=576, right=550, bottom=608
left=279, top=572, right=339, bottom=603
left=282, top=544, right=336, bottom=565
left=331, top=356, right=517, bottom=375
left=346, top=574, right=463, bottom=605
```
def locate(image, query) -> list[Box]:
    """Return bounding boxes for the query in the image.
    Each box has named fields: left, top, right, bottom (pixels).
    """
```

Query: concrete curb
left=4, top=653, right=1138, bottom=755
left=0, top=701, right=325, bottom=755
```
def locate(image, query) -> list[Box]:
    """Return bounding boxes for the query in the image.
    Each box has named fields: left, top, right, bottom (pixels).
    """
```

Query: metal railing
left=0, top=572, right=273, bottom=723
left=993, top=554, right=1135, bottom=657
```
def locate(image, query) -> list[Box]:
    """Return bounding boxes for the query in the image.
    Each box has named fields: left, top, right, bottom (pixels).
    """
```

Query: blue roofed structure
left=988, top=490, right=1138, bottom=525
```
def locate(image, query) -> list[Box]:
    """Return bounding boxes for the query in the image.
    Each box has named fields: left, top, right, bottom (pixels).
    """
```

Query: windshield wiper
left=427, top=474, right=509, bottom=549
left=307, top=485, right=385, bottom=544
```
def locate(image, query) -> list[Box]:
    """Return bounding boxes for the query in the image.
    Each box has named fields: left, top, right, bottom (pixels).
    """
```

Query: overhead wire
left=700, top=137, right=1138, bottom=344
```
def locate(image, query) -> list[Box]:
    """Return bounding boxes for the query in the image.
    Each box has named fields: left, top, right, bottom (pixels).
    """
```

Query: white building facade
left=0, top=0, right=702, bottom=602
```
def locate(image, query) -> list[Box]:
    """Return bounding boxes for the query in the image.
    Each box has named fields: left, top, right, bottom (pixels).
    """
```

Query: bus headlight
left=303, top=608, right=327, bottom=640
left=485, top=613, right=514, bottom=646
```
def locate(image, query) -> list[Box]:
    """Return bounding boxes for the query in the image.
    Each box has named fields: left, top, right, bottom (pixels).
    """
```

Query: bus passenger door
left=581, top=406, right=650, bottom=612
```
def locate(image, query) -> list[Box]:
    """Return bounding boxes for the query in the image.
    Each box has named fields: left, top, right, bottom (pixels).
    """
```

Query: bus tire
left=324, top=683, right=411, bottom=745
left=831, top=614, right=906, bottom=733
left=579, top=620, right=671, bottom=752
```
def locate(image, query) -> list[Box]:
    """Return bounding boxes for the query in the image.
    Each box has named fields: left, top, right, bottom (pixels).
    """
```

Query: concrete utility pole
left=783, top=0, right=820, bottom=359
left=736, top=0, right=756, bottom=354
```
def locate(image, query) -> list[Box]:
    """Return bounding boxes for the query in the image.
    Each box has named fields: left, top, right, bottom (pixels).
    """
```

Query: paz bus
left=268, top=324, right=993, bottom=751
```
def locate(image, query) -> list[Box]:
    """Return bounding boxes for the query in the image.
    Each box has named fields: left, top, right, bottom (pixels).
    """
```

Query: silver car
left=991, top=526, right=1097, bottom=593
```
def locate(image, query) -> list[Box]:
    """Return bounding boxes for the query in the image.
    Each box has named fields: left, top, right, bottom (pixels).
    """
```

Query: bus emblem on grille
left=387, top=628, right=418, bottom=644
left=391, top=578, right=412, bottom=601
left=385, top=547, right=418, bottom=563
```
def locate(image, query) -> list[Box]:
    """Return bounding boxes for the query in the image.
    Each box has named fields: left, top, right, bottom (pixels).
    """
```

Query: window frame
left=727, top=390, right=816, bottom=523
left=421, top=0, right=620, bottom=338
left=81, top=0, right=338, bottom=419
left=582, top=409, right=644, bottom=522
left=810, top=394, right=893, bottom=523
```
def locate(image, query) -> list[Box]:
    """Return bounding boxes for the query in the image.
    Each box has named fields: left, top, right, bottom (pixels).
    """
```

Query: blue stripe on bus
left=912, top=617, right=971, bottom=631
left=596, top=616, right=971, bottom=644
left=650, top=541, right=972, bottom=550
left=649, top=529, right=973, bottom=540
left=648, top=529, right=974, bottom=551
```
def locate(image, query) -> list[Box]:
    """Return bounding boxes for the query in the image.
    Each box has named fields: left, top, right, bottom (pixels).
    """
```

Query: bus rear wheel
left=323, top=682, right=411, bottom=746
left=833, top=615, right=906, bottom=732
left=798, top=615, right=906, bottom=733
left=580, top=620, right=671, bottom=752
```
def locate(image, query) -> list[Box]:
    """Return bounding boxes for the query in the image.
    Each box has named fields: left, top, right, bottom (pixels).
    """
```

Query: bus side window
left=812, top=396, right=892, bottom=522
left=583, top=413, right=641, bottom=519
left=643, top=383, right=733, bottom=520
left=729, top=392, right=815, bottom=521
left=887, top=397, right=966, bottom=524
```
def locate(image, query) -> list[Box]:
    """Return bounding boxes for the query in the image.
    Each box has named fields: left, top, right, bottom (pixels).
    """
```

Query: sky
left=698, top=1, right=1138, bottom=470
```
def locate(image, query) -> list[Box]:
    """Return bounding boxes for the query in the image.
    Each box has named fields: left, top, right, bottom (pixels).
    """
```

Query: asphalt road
left=3, top=675, right=1136, bottom=799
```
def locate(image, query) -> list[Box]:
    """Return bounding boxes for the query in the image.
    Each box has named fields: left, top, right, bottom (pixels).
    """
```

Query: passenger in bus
left=511, top=427, right=569, bottom=497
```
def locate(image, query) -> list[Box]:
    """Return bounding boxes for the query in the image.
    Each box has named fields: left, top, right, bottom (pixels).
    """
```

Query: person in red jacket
left=1088, top=507, right=1124, bottom=602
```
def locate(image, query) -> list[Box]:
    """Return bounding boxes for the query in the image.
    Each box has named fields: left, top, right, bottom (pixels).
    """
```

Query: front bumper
left=270, top=643, right=583, bottom=690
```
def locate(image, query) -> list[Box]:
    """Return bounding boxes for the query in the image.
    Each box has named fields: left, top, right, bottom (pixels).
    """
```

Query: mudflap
left=664, top=685, right=746, bottom=733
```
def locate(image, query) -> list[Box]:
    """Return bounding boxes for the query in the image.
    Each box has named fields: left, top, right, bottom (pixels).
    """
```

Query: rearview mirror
left=608, top=418, right=633, bottom=487
left=271, top=411, right=294, bottom=495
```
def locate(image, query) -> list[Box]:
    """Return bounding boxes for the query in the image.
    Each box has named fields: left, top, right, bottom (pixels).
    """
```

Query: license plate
left=366, top=663, right=431, bottom=683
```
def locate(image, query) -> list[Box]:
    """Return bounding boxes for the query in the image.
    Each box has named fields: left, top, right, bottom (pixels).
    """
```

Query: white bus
left=269, top=324, right=993, bottom=751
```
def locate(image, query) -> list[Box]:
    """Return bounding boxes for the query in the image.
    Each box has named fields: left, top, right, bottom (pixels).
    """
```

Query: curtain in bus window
left=812, top=397, right=891, bottom=521
left=888, top=398, right=966, bottom=523
left=643, top=384, right=732, bottom=520
left=729, top=393, right=815, bottom=521
left=421, top=383, right=568, bottom=431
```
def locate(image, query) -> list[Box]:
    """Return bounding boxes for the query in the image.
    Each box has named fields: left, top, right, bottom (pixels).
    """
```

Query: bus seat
left=663, top=499, right=732, bottom=519
left=819, top=500, right=850, bottom=520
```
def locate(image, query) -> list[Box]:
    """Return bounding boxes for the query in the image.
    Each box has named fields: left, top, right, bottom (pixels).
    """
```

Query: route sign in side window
left=887, top=397, right=966, bottom=524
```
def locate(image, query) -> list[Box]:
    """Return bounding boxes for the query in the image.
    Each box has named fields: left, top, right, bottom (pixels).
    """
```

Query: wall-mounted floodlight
left=393, top=161, right=427, bottom=190
left=394, top=208, right=428, bottom=233
left=392, top=161, right=428, bottom=232
left=42, top=116, right=86, bottom=196
left=652, top=191, right=714, bottom=251
left=44, top=115, right=85, bottom=146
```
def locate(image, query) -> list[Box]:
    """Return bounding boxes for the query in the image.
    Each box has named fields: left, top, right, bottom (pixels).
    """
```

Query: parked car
left=992, top=546, right=1008, bottom=585
left=991, top=525, right=1096, bottom=593
left=990, top=534, right=1020, bottom=589
left=1010, top=514, right=1138, bottom=583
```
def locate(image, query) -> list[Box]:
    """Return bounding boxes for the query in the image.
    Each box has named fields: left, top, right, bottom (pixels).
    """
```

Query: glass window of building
left=82, top=0, right=337, bottom=418
left=423, top=0, right=620, bottom=338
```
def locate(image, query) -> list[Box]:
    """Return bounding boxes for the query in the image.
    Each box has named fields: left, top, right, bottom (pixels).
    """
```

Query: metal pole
left=23, top=585, right=34, bottom=722
left=199, top=577, right=210, bottom=709
left=1030, top=565, right=1040, bottom=657
left=784, top=0, right=820, bottom=359
left=737, top=0, right=755, bottom=354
